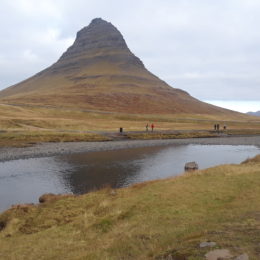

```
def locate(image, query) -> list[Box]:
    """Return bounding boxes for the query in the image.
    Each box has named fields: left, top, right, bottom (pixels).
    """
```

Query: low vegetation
left=225, top=129, right=260, bottom=136
left=127, top=131, right=218, bottom=140
left=0, top=131, right=110, bottom=147
left=0, top=103, right=259, bottom=146
left=0, top=155, right=260, bottom=259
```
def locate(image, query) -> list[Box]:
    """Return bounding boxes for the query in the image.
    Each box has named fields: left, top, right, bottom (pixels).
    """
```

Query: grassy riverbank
left=0, top=103, right=260, bottom=147
left=0, top=155, right=260, bottom=259
left=127, top=131, right=219, bottom=140
left=1, top=128, right=260, bottom=148
left=127, top=129, right=260, bottom=140
left=0, top=131, right=110, bottom=147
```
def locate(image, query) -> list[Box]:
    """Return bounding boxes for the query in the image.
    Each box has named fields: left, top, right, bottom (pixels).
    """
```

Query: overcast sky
left=1, top=0, right=259, bottom=112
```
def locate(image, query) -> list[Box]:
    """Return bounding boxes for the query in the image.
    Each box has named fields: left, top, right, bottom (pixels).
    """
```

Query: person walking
left=151, top=123, right=154, bottom=132
left=146, top=123, right=149, bottom=131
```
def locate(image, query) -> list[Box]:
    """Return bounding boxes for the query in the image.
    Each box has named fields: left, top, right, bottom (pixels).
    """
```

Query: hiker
left=151, top=123, right=154, bottom=132
left=214, top=124, right=217, bottom=131
left=146, top=123, right=149, bottom=131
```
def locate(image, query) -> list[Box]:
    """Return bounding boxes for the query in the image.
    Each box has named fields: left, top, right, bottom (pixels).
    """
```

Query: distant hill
left=247, top=111, right=260, bottom=116
left=0, top=18, right=241, bottom=116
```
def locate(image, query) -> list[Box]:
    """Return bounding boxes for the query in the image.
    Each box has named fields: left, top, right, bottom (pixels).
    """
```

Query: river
left=0, top=143, right=259, bottom=212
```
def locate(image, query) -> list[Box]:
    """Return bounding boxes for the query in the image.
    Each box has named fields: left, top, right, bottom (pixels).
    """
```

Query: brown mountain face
left=0, top=18, right=237, bottom=115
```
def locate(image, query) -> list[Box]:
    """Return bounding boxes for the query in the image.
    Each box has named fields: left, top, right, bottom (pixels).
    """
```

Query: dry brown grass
left=242, top=154, right=260, bottom=164
left=0, top=103, right=259, bottom=146
left=127, top=131, right=218, bottom=140
left=0, top=104, right=259, bottom=131
left=0, top=131, right=110, bottom=147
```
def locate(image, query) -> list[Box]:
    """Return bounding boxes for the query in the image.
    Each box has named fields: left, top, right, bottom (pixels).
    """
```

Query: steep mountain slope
left=0, top=18, right=239, bottom=115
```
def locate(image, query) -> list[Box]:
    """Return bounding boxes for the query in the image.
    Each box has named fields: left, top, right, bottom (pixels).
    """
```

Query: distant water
left=0, top=144, right=259, bottom=212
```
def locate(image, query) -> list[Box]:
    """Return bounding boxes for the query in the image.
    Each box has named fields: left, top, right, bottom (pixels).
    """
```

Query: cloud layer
left=1, top=0, right=260, bottom=103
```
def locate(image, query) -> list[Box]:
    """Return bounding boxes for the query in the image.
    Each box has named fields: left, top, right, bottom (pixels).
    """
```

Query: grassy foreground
left=0, top=156, right=260, bottom=259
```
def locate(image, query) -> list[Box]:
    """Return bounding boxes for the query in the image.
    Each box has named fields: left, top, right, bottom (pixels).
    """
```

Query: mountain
left=0, top=18, right=239, bottom=115
left=247, top=111, right=260, bottom=116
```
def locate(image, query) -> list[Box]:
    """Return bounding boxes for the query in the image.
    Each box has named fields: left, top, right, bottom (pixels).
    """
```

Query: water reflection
left=56, top=145, right=168, bottom=194
left=0, top=144, right=259, bottom=212
left=0, top=157, right=72, bottom=212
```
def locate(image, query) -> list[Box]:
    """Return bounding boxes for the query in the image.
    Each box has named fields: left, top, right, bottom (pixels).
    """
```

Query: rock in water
left=184, top=161, right=199, bottom=171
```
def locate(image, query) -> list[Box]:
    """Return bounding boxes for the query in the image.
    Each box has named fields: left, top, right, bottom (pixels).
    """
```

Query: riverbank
left=1, top=155, right=260, bottom=259
left=0, top=135, right=260, bottom=162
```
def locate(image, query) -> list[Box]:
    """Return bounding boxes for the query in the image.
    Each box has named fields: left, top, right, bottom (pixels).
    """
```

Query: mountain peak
left=58, top=18, right=130, bottom=63
left=79, top=17, right=115, bottom=36
left=90, top=17, right=109, bottom=25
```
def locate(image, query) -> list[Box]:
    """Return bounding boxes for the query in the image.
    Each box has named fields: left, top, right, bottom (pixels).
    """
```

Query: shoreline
left=0, top=135, right=260, bottom=162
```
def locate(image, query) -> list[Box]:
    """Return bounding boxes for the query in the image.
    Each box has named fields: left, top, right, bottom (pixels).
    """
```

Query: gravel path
left=0, top=136, right=260, bottom=162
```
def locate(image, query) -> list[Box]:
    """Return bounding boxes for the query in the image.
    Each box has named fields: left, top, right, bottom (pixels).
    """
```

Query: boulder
left=184, top=161, right=199, bottom=171
left=205, top=249, right=233, bottom=260
left=234, top=254, right=249, bottom=260
left=199, top=241, right=217, bottom=248
left=39, top=193, right=73, bottom=203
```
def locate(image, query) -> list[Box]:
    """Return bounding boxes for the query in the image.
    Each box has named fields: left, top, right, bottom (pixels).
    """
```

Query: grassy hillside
left=0, top=103, right=258, bottom=132
left=0, top=61, right=242, bottom=115
left=1, top=155, right=260, bottom=259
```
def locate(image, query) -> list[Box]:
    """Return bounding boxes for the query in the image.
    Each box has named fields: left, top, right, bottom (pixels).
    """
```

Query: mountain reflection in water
left=0, top=144, right=259, bottom=212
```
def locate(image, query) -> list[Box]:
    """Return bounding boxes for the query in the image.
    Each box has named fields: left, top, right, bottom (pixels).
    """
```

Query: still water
left=0, top=144, right=259, bottom=212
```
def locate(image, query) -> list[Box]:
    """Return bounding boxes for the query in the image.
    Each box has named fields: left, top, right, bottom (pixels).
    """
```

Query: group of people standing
left=214, top=124, right=227, bottom=131
left=214, top=124, right=220, bottom=131
left=144, top=123, right=227, bottom=132
left=146, top=123, right=154, bottom=132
